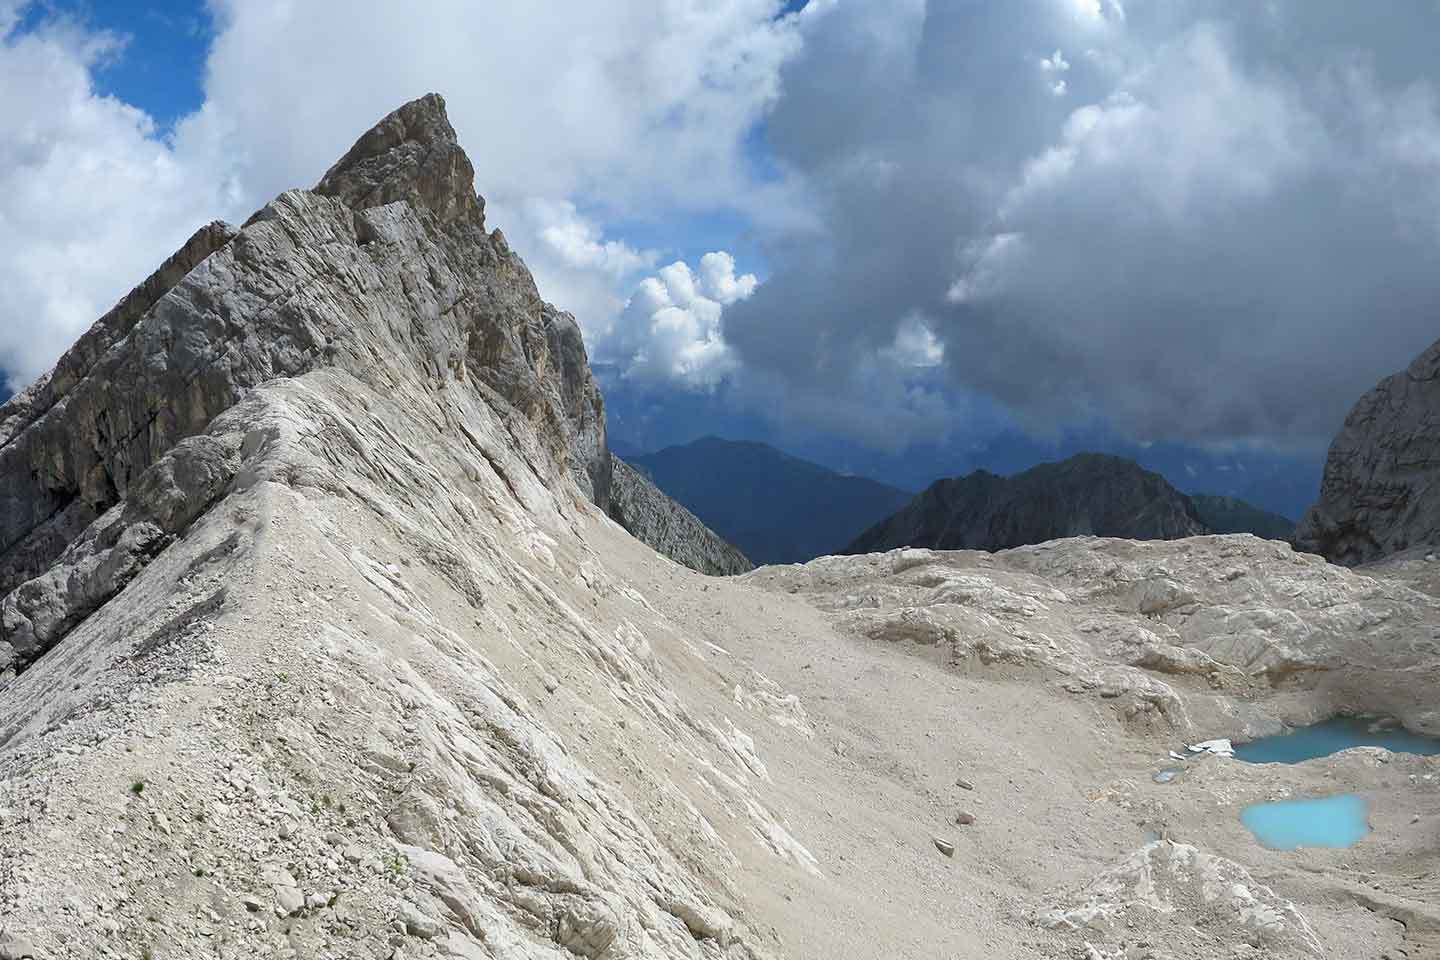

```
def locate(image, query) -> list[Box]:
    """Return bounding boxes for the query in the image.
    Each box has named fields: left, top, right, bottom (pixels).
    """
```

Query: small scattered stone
left=955, top=811, right=976, bottom=826
left=932, top=836, right=956, bottom=858
left=0, top=933, right=40, bottom=960
left=956, top=778, right=974, bottom=791
left=399, top=902, right=443, bottom=939
left=274, top=886, right=305, bottom=916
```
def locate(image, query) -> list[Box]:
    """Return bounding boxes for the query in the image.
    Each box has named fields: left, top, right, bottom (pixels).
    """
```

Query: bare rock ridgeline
left=0, top=93, right=754, bottom=678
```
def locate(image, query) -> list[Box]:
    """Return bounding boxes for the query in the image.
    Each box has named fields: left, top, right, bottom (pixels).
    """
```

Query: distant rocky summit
left=1296, top=336, right=1440, bottom=565
left=845, top=453, right=1208, bottom=553
left=606, top=455, right=753, bottom=575
left=1190, top=494, right=1294, bottom=542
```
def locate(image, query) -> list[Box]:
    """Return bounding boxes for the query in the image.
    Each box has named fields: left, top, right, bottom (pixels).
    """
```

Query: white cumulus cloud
left=606, top=252, right=758, bottom=388
left=0, top=0, right=823, bottom=391
left=0, top=15, right=231, bottom=386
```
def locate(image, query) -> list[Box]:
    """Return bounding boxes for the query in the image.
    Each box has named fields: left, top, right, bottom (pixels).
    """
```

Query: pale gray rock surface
left=1044, top=839, right=1322, bottom=957
left=606, top=455, right=753, bottom=576
left=0, top=93, right=611, bottom=677
left=1297, top=335, right=1440, bottom=565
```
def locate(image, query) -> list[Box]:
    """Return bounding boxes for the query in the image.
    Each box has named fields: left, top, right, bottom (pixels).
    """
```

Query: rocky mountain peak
left=314, top=92, right=484, bottom=227
left=845, top=452, right=1208, bottom=554
left=1298, top=335, right=1440, bottom=564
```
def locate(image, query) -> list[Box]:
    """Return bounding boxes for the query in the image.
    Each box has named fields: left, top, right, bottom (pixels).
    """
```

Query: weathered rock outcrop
left=845, top=453, right=1208, bottom=554
left=755, top=536, right=1440, bottom=736
left=1297, top=336, right=1440, bottom=565
left=0, top=93, right=611, bottom=677
left=1043, top=839, right=1322, bottom=957
left=0, top=95, right=783, bottom=960
left=607, top=455, right=753, bottom=576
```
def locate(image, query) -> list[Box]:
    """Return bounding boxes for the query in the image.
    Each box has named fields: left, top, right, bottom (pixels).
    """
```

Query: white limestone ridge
left=0, top=95, right=1436, bottom=960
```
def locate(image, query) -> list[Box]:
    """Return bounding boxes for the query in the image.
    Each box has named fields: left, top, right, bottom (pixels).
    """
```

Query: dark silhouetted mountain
left=845, top=453, right=1208, bottom=554
left=596, top=370, right=1323, bottom=522
left=627, top=437, right=913, bottom=564
left=1190, top=494, right=1294, bottom=542
left=606, top=454, right=753, bottom=575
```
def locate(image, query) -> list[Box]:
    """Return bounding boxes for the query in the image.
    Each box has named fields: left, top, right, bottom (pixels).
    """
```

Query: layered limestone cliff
left=1297, top=336, right=1440, bottom=565
left=0, top=96, right=1438, bottom=960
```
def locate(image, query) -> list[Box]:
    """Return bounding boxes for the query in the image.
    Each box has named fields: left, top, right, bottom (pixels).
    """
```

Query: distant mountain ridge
left=626, top=436, right=913, bottom=565
left=1191, top=494, right=1295, bottom=542
left=845, top=453, right=1210, bottom=554
left=606, top=454, right=753, bottom=575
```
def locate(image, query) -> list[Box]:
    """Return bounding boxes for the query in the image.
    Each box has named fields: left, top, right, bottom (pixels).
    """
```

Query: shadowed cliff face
left=0, top=94, right=613, bottom=676
left=845, top=453, right=1208, bottom=554
left=1297, top=336, right=1440, bottom=565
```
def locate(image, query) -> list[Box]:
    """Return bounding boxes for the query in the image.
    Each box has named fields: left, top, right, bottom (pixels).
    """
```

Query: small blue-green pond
left=1231, top=716, right=1440, bottom=850
left=1240, top=795, right=1369, bottom=850
left=1232, top=715, right=1440, bottom=764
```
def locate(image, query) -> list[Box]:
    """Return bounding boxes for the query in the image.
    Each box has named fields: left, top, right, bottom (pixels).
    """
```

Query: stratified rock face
left=607, top=455, right=753, bottom=576
left=845, top=453, right=1208, bottom=554
left=1296, top=337, right=1440, bottom=565
left=0, top=93, right=610, bottom=676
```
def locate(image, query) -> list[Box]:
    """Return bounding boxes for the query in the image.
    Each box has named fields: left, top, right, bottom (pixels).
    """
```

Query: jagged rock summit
left=1, top=95, right=1438, bottom=960
left=314, top=93, right=487, bottom=227
left=0, top=94, right=776, bottom=959
left=845, top=452, right=1208, bottom=554
left=1297, top=334, right=1440, bottom=564
left=0, top=93, right=751, bottom=679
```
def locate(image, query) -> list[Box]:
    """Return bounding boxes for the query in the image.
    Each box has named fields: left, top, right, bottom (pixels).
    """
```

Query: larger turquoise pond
left=1240, top=794, right=1369, bottom=850
left=1232, top=716, right=1440, bottom=764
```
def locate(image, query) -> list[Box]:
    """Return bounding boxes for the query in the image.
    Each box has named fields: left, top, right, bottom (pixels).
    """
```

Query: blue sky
left=28, top=0, right=210, bottom=126
left=7, top=0, right=1440, bottom=519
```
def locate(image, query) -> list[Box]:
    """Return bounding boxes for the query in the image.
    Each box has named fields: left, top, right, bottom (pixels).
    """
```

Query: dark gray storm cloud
left=726, top=0, right=1440, bottom=451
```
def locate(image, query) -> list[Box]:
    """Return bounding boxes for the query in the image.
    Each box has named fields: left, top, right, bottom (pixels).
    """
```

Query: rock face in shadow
left=1297, top=336, right=1440, bottom=565
left=607, top=455, right=753, bottom=576
left=845, top=453, right=1208, bottom=554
